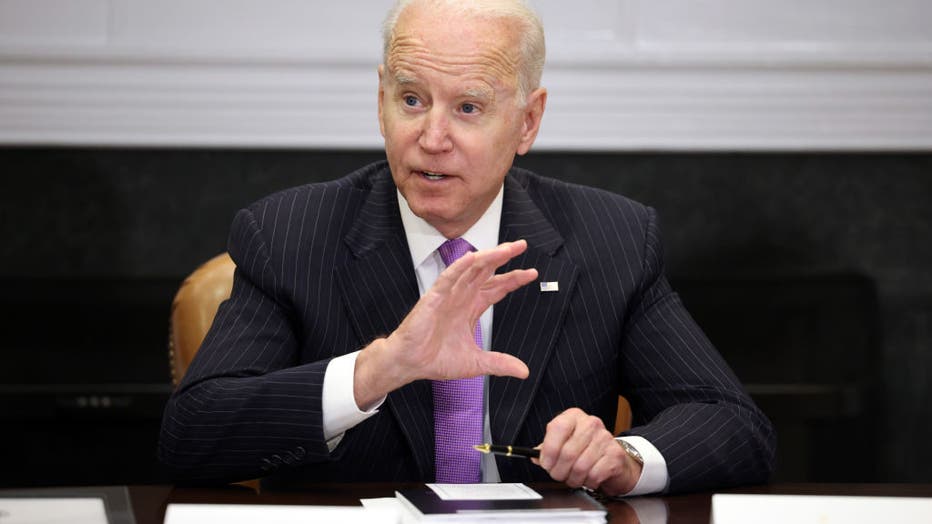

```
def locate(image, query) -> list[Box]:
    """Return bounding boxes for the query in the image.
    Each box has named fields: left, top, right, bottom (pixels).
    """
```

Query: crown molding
left=1, top=46, right=930, bottom=151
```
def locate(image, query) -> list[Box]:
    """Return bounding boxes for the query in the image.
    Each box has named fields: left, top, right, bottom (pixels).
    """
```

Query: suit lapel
left=334, top=170, right=434, bottom=480
left=490, top=174, right=579, bottom=446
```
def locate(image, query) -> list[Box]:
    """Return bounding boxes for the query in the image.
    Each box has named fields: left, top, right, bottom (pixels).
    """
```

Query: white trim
left=1, top=46, right=930, bottom=151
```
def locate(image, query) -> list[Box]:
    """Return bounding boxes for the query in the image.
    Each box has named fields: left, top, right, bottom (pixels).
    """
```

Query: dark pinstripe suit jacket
left=159, top=161, right=775, bottom=493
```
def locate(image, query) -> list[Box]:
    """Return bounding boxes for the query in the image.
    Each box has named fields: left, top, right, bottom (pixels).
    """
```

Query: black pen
left=473, top=443, right=540, bottom=459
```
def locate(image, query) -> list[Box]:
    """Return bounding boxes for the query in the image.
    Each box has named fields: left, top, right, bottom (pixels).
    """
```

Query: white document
left=163, top=503, right=397, bottom=524
left=426, top=483, right=542, bottom=501
left=360, top=498, right=404, bottom=523
left=712, top=494, right=932, bottom=524
left=0, top=498, right=107, bottom=524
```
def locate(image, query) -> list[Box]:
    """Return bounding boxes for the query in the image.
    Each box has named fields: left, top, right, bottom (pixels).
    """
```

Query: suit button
left=295, top=446, right=306, bottom=459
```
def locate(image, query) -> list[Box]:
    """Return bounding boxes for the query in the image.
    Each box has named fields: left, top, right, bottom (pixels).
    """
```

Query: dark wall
left=1, top=147, right=929, bottom=486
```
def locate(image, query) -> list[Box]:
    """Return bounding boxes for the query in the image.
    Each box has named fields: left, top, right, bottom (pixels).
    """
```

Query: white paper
left=360, top=498, right=405, bottom=523
left=0, top=498, right=107, bottom=524
left=163, top=503, right=396, bottom=524
left=426, top=483, right=542, bottom=501
left=712, top=494, right=932, bottom=524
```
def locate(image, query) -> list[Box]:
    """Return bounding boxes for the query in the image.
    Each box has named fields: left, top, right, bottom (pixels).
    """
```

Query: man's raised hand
left=353, top=240, right=538, bottom=409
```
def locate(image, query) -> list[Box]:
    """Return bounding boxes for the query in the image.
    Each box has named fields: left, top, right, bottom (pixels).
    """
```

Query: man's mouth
left=420, top=170, right=449, bottom=181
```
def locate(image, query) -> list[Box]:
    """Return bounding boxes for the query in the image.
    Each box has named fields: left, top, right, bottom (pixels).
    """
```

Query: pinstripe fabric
left=159, top=160, right=775, bottom=492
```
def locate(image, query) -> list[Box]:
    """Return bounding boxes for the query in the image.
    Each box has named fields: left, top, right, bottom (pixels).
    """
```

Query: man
left=160, top=0, right=775, bottom=496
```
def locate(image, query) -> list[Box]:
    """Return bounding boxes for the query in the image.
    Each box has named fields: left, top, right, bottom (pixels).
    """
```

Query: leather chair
left=169, top=252, right=236, bottom=387
left=168, top=253, right=632, bottom=433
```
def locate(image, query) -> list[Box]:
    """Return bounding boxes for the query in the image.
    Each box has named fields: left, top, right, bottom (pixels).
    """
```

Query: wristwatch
left=618, top=439, right=644, bottom=466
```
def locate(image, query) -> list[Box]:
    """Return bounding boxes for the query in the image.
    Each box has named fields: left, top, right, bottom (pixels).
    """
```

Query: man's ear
left=516, top=87, right=547, bottom=156
left=377, top=64, right=387, bottom=138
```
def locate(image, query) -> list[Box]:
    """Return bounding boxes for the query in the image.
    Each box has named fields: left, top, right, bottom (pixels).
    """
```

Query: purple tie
left=433, top=238, right=484, bottom=483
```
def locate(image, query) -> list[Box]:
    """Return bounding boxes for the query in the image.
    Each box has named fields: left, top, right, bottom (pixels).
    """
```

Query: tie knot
left=438, top=238, right=474, bottom=266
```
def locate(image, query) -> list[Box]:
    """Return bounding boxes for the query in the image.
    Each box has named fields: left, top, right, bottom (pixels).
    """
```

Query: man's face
left=378, top=7, right=546, bottom=238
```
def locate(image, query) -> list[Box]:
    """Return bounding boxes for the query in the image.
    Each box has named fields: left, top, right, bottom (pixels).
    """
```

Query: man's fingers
left=583, top=452, right=626, bottom=493
left=461, top=240, right=530, bottom=288
left=536, top=409, right=637, bottom=495
left=437, top=240, right=530, bottom=290
left=538, top=409, right=619, bottom=487
left=484, top=239, right=529, bottom=265
left=539, top=408, right=582, bottom=470
left=429, top=241, right=536, bottom=320
left=565, top=436, right=613, bottom=487
left=391, top=239, right=536, bottom=385
left=480, top=269, right=539, bottom=305
left=547, top=415, right=602, bottom=481
left=476, top=351, right=529, bottom=379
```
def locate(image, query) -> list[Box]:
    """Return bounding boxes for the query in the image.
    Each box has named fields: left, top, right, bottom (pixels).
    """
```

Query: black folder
left=395, top=485, right=607, bottom=521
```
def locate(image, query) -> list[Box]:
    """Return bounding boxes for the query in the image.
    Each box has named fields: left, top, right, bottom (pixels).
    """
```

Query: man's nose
left=418, top=109, right=453, bottom=153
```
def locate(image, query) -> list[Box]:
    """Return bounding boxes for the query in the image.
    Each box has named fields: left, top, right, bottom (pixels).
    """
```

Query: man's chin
left=410, top=205, right=468, bottom=235
left=413, top=207, right=453, bottom=226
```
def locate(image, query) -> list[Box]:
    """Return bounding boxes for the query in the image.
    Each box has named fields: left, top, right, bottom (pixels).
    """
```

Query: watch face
left=620, top=440, right=644, bottom=465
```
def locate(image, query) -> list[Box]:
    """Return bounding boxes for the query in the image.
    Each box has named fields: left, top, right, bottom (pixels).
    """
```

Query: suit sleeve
left=158, top=207, right=334, bottom=483
left=618, top=207, right=777, bottom=493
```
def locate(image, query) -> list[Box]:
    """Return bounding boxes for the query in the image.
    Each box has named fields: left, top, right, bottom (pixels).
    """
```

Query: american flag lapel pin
left=540, top=281, right=559, bottom=292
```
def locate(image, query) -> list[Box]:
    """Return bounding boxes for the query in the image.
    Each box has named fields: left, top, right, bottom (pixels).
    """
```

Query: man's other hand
left=353, top=239, right=538, bottom=409
left=536, top=408, right=643, bottom=496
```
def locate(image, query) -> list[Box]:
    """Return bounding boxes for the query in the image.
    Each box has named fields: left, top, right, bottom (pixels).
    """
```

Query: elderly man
left=160, top=0, right=775, bottom=496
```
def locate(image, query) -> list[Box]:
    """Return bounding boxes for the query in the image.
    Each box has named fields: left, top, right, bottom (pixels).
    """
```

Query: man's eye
left=461, top=103, right=476, bottom=114
left=404, top=95, right=419, bottom=107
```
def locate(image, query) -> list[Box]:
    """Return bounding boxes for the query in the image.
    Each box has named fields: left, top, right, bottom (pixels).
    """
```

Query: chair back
left=169, top=253, right=235, bottom=386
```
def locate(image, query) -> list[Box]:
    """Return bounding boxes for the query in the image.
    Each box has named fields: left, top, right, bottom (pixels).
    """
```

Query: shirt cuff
left=616, top=435, right=669, bottom=496
left=321, top=351, right=384, bottom=442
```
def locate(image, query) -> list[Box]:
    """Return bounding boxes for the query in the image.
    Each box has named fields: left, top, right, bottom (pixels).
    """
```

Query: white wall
left=0, top=0, right=930, bottom=150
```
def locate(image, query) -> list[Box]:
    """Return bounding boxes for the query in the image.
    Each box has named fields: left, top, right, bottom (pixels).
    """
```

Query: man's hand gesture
left=354, top=240, right=537, bottom=408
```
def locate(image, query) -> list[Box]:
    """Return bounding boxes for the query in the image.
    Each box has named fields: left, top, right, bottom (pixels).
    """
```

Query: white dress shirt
left=318, top=183, right=668, bottom=495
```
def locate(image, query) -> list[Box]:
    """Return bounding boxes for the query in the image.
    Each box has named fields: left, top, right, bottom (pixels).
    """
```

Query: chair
left=168, top=252, right=236, bottom=387
left=168, top=253, right=259, bottom=490
left=168, top=253, right=632, bottom=432
left=614, top=396, right=632, bottom=435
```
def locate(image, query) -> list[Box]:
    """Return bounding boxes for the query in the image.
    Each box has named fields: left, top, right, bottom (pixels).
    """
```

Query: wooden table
left=121, top=482, right=932, bottom=524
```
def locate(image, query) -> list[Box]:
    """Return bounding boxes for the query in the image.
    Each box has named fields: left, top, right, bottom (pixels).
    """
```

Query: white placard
left=426, top=483, right=542, bottom=501
left=0, top=498, right=107, bottom=524
left=163, top=503, right=395, bottom=524
left=712, top=494, right=932, bottom=524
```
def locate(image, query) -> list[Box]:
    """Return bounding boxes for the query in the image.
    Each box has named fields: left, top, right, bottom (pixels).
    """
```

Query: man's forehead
left=387, top=8, right=520, bottom=76
left=386, top=42, right=519, bottom=94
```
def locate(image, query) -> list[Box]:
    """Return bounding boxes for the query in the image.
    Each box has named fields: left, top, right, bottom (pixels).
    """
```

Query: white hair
left=382, top=0, right=546, bottom=104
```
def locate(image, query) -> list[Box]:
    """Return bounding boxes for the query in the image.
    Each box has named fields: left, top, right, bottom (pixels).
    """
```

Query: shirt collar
left=397, top=185, right=504, bottom=268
